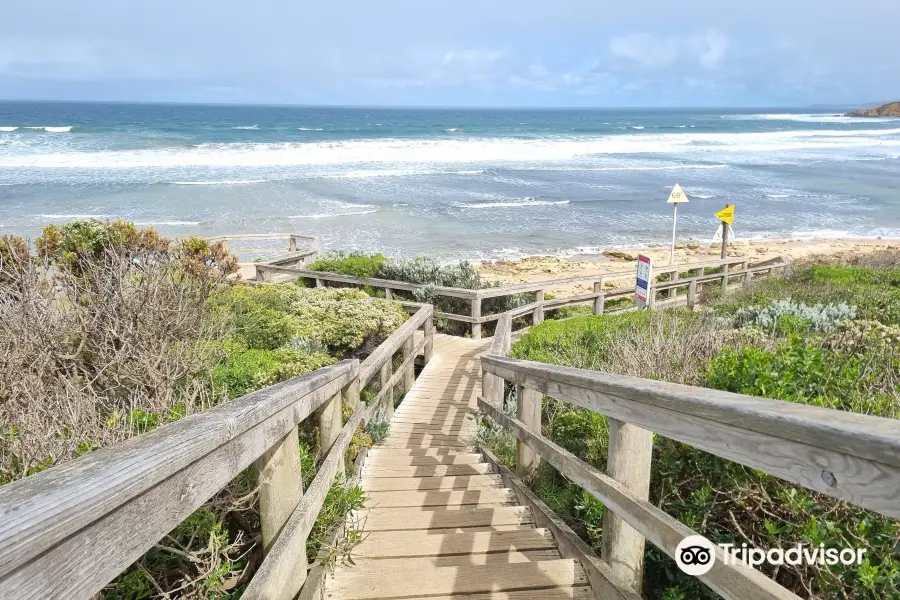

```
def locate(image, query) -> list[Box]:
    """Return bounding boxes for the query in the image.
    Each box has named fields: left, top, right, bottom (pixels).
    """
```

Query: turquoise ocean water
left=1, top=102, right=899, bottom=260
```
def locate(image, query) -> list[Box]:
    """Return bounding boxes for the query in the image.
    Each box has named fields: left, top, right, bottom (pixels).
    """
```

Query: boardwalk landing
left=325, top=334, right=593, bottom=600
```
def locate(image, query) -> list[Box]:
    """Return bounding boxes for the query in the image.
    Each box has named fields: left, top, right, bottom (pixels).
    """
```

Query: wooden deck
left=325, top=334, right=593, bottom=600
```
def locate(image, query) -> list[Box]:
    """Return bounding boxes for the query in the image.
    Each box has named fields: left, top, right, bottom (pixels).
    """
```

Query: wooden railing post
left=343, top=375, right=360, bottom=411
left=721, top=263, right=729, bottom=295
left=318, top=389, right=344, bottom=472
left=288, top=236, right=297, bottom=252
left=384, top=288, right=393, bottom=300
left=601, top=419, right=653, bottom=593
left=402, top=336, right=416, bottom=393
left=315, top=278, right=325, bottom=289
left=687, top=279, right=697, bottom=309
left=648, top=287, right=657, bottom=309
left=380, top=361, right=394, bottom=420
left=516, top=385, right=541, bottom=479
left=593, top=280, right=605, bottom=316
left=255, top=427, right=304, bottom=553
left=533, top=290, right=544, bottom=325
left=471, top=297, right=482, bottom=339
left=254, top=427, right=307, bottom=595
left=669, top=269, right=679, bottom=300
left=423, top=315, right=434, bottom=364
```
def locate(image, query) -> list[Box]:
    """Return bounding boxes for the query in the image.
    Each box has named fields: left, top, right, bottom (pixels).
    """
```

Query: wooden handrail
left=0, top=301, right=435, bottom=600
left=478, top=354, right=900, bottom=598
left=256, top=255, right=783, bottom=338
left=359, top=304, right=433, bottom=387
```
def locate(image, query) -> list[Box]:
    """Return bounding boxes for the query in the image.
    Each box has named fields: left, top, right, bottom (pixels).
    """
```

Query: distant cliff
left=846, top=102, right=900, bottom=117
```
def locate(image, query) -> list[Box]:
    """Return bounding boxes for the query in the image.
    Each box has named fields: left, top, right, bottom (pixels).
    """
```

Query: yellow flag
left=714, top=204, right=735, bottom=224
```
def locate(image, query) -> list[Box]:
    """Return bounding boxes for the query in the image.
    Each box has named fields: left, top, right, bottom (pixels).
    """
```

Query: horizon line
left=0, top=98, right=870, bottom=111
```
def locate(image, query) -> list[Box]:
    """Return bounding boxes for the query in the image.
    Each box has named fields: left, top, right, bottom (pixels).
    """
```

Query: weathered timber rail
left=478, top=310, right=900, bottom=599
left=210, top=232, right=324, bottom=271
left=0, top=304, right=434, bottom=600
left=255, top=254, right=788, bottom=338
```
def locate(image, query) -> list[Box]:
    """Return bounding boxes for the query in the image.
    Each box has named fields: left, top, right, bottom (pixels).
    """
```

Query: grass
left=481, top=254, right=900, bottom=599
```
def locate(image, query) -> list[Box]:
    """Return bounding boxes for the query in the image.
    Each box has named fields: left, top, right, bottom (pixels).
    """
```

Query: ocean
left=1, top=101, right=899, bottom=260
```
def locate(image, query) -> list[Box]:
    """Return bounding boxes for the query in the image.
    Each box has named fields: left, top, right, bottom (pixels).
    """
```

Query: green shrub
left=213, top=284, right=407, bottom=355
left=213, top=344, right=336, bottom=399
left=488, top=260, right=900, bottom=599
left=309, top=252, right=387, bottom=279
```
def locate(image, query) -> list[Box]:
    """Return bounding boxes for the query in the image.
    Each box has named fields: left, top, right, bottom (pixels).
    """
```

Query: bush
left=486, top=258, right=900, bottom=599
left=304, top=253, right=528, bottom=335
left=309, top=252, right=387, bottom=279
left=727, top=299, right=856, bottom=333
left=212, top=344, right=336, bottom=399
left=213, top=284, right=407, bottom=356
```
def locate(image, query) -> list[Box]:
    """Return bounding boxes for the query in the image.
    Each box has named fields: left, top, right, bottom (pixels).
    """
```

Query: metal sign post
left=635, top=254, right=653, bottom=309
left=667, top=183, right=689, bottom=265
left=714, top=204, right=735, bottom=259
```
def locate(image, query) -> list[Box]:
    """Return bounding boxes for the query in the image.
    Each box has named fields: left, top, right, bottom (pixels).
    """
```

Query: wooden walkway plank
left=326, top=335, right=594, bottom=600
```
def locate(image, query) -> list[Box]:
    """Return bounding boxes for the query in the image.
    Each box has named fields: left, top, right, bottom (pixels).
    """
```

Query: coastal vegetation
left=480, top=253, right=900, bottom=599
left=0, top=220, right=406, bottom=598
left=308, top=251, right=528, bottom=334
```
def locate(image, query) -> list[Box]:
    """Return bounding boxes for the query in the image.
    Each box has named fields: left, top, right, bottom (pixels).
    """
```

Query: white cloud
left=609, top=29, right=729, bottom=71
left=609, top=33, right=675, bottom=69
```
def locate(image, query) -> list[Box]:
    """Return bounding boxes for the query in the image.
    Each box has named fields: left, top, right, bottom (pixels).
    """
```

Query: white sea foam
left=724, top=113, right=900, bottom=124
left=766, top=194, right=793, bottom=198
left=631, top=126, right=645, bottom=130
left=3, top=127, right=899, bottom=169
left=0, top=127, right=18, bottom=132
left=455, top=198, right=570, bottom=210
left=24, top=126, right=73, bottom=132
left=36, top=214, right=111, bottom=219
left=298, top=127, right=324, bottom=131
left=445, top=128, right=459, bottom=132
left=692, top=194, right=716, bottom=199
left=169, top=179, right=268, bottom=185
left=288, top=210, right=377, bottom=219
left=134, top=221, right=200, bottom=226
left=234, top=125, right=259, bottom=130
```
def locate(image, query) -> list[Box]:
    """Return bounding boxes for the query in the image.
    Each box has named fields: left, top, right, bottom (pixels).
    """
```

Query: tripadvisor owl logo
left=674, top=534, right=868, bottom=577
left=675, top=535, right=716, bottom=576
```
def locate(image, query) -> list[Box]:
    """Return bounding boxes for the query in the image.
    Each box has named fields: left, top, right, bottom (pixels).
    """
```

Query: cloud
left=609, top=29, right=729, bottom=71
left=0, top=0, right=898, bottom=106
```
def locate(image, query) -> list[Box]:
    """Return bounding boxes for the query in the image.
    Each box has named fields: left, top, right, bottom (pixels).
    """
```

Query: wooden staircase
left=325, top=335, right=593, bottom=599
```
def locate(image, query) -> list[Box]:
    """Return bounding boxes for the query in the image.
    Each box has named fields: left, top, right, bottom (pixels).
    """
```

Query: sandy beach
left=476, top=237, right=900, bottom=296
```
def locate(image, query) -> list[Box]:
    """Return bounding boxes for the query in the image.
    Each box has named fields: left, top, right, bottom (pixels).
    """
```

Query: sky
left=1, top=0, right=898, bottom=107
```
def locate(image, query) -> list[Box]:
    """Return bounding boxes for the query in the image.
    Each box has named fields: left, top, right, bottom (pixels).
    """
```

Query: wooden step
left=378, top=439, right=471, bottom=449
left=337, top=549, right=562, bottom=572
left=353, top=527, right=555, bottom=558
left=367, top=447, right=475, bottom=458
left=361, top=474, right=502, bottom=492
left=364, top=463, right=492, bottom=478
left=365, top=453, right=484, bottom=467
left=354, top=506, right=532, bottom=531
left=364, top=488, right=517, bottom=508
left=327, top=558, right=587, bottom=599
left=396, top=589, right=594, bottom=600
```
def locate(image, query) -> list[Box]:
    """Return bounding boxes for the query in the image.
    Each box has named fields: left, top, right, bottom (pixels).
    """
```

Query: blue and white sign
left=635, top=254, right=653, bottom=309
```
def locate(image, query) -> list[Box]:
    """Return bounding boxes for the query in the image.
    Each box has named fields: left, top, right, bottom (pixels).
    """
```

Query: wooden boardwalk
left=325, top=334, right=593, bottom=600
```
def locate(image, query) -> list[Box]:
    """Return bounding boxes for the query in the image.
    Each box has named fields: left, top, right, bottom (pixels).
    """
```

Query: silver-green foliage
left=728, top=298, right=856, bottom=332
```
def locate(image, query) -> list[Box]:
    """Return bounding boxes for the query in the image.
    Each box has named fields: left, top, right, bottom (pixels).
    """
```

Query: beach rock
left=685, top=242, right=700, bottom=250
left=603, top=249, right=638, bottom=261
left=846, top=102, right=900, bottom=117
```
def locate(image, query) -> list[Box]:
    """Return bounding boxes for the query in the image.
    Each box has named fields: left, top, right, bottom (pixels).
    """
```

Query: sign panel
left=635, top=254, right=653, bottom=309
left=714, top=204, right=735, bottom=224
left=667, top=183, right=689, bottom=204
